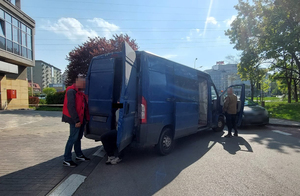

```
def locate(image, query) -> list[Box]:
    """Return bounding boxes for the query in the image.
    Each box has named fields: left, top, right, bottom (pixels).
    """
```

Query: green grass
left=35, top=106, right=63, bottom=111
left=264, top=102, right=300, bottom=122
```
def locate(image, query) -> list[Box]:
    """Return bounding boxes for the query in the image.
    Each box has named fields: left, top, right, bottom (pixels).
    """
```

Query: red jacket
left=62, top=84, right=90, bottom=124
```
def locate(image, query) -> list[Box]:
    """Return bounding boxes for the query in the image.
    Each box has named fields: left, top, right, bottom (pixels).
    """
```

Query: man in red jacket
left=62, top=75, right=90, bottom=167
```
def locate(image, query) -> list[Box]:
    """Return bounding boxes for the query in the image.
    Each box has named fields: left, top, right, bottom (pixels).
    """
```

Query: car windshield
left=244, top=99, right=258, bottom=106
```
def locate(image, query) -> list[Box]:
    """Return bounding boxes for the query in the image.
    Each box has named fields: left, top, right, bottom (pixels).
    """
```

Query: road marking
left=93, top=146, right=106, bottom=158
left=49, top=174, right=86, bottom=196
left=272, top=130, right=292, bottom=136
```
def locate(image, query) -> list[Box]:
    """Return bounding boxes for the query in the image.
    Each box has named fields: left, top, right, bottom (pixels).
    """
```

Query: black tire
left=156, top=128, right=174, bottom=156
left=213, top=116, right=225, bottom=132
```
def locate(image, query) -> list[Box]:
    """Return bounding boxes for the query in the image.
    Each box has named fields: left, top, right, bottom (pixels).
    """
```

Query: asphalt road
left=74, top=126, right=300, bottom=196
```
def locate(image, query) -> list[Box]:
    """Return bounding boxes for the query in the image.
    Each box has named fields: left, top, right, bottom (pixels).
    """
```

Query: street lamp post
left=194, top=58, right=197, bottom=68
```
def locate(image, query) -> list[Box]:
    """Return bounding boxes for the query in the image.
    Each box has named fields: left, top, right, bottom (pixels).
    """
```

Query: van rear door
left=85, top=58, right=116, bottom=140
left=117, top=42, right=137, bottom=152
left=220, top=84, right=245, bottom=126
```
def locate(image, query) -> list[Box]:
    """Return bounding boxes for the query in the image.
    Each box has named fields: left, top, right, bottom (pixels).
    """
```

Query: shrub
left=43, top=87, right=57, bottom=96
left=39, top=99, right=46, bottom=105
left=29, top=96, right=39, bottom=105
left=46, top=91, right=66, bottom=104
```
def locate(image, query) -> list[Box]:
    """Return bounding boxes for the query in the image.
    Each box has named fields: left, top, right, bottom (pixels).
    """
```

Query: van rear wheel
left=213, top=116, right=225, bottom=132
left=156, top=128, right=174, bottom=156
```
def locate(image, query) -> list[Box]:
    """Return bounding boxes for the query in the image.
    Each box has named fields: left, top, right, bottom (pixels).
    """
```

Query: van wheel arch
left=155, top=125, right=175, bottom=156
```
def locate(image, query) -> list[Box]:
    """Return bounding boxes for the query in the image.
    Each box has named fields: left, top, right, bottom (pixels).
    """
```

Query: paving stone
left=0, top=110, right=100, bottom=195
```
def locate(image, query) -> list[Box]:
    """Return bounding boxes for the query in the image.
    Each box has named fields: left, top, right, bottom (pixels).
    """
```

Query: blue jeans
left=64, top=123, right=84, bottom=161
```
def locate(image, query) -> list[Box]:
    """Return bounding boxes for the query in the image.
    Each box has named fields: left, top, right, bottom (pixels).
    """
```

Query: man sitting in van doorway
left=223, top=87, right=238, bottom=138
left=101, top=101, right=123, bottom=165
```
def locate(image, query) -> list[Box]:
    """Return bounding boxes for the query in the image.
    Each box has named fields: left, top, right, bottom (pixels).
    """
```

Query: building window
left=13, top=42, right=19, bottom=55
left=0, top=36, right=5, bottom=50
left=7, top=39, right=12, bottom=52
left=0, top=8, right=33, bottom=60
left=5, top=22, right=12, bottom=40
left=5, top=12, right=11, bottom=22
left=0, top=9, right=4, bottom=19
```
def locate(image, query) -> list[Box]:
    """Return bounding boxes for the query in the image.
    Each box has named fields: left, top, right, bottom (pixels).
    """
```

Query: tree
left=226, top=0, right=300, bottom=102
left=237, top=48, right=262, bottom=101
left=225, top=55, right=239, bottom=64
left=43, top=87, right=56, bottom=96
left=65, top=34, right=139, bottom=86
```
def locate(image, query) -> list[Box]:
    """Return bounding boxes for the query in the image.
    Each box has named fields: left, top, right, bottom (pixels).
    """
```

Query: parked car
left=38, top=94, right=46, bottom=100
left=241, top=99, right=269, bottom=126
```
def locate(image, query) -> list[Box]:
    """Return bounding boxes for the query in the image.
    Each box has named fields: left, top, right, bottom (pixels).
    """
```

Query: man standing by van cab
left=62, top=75, right=90, bottom=167
left=223, top=88, right=238, bottom=138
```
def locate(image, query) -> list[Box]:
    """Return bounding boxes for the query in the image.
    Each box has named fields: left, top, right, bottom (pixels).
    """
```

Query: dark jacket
left=62, top=84, right=90, bottom=124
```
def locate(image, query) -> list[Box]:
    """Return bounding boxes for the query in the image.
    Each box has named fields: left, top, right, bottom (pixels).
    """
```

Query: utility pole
left=194, top=58, right=197, bottom=69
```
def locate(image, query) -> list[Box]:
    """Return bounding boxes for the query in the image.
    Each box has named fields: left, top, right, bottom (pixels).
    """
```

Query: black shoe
left=224, top=134, right=232, bottom=138
left=63, top=160, right=77, bottom=167
left=234, top=133, right=238, bottom=137
left=76, top=155, right=90, bottom=161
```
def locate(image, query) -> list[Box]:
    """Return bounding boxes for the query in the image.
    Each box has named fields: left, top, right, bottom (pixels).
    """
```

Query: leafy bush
left=43, top=87, right=57, bottom=96
left=39, top=99, right=46, bottom=105
left=29, top=96, right=39, bottom=105
left=46, top=91, right=66, bottom=104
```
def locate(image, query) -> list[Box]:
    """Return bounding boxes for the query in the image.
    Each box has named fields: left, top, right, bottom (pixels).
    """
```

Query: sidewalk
left=0, top=110, right=101, bottom=196
left=269, top=118, right=300, bottom=128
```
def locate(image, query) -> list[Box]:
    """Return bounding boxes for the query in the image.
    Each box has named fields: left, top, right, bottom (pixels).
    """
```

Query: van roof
left=136, top=51, right=210, bottom=78
left=91, top=50, right=210, bottom=78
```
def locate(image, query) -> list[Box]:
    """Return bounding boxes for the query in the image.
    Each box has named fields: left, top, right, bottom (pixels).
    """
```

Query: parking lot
left=1, top=110, right=300, bottom=196
left=0, top=110, right=100, bottom=196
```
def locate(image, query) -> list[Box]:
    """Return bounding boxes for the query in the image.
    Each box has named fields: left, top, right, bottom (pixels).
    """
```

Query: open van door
left=117, top=42, right=137, bottom=152
left=85, top=58, right=116, bottom=140
left=220, top=84, right=245, bottom=126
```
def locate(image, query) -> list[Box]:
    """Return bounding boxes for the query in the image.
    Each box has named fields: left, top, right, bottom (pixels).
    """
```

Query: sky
left=21, top=0, right=240, bottom=72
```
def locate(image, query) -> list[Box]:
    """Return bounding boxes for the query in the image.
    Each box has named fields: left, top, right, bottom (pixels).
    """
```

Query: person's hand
left=75, top=122, right=81, bottom=128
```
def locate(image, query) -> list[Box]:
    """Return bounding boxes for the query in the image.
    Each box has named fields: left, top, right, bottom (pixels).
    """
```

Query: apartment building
left=0, top=0, right=35, bottom=109
left=205, top=63, right=251, bottom=96
left=27, top=60, right=61, bottom=90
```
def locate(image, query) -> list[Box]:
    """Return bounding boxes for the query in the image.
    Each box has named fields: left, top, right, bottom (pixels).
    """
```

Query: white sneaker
left=111, top=157, right=122, bottom=165
left=106, top=156, right=115, bottom=164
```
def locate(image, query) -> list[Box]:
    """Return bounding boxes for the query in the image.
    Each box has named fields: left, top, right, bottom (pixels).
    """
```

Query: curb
left=268, top=123, right=300, bottom=128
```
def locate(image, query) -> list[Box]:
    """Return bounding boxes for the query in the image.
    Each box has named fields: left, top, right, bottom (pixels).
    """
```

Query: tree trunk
left=287, top=81, right=292, bottom=103
left=294, top=79, right=298, bottom=102
left=250, top=80, right=254, bottom=101
left=292, top=52, right=300, bottom=75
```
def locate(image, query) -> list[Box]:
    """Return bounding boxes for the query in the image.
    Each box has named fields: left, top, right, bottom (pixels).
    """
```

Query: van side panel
left=139, top=53, right=174, bottom=146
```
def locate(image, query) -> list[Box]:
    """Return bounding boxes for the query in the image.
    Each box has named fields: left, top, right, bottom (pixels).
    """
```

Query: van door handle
left=167, top=98, right=171, bottom=102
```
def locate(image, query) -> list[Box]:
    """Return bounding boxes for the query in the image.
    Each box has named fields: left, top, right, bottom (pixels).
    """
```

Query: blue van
left=85, top=42, right=245, bottom=155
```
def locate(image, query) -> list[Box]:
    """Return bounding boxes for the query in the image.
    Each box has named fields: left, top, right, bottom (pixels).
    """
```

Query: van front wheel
left=213, top=116, right=225, bottom=132
left=156, top=128, right=174, bottom=156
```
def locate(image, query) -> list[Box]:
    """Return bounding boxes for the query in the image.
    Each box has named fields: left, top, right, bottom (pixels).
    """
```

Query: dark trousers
left=101, top=130, right=118, bottom=157
left=225, top=113, right=238, bottom=135
left=64, top=123, right=84, bottom=161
